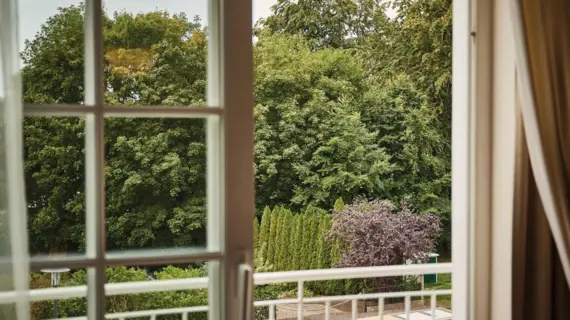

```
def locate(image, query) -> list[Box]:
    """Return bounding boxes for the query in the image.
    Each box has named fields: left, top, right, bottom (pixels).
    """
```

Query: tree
left=333, top=197, right=346, bottom=211
left=254, top=34, right=395, bottom=210
left=292, top=214, right=304, bottom=270
left=266, top=207, right=280, bottom=266
left=309, top=213, right=322, bottom=269
left=22, top=6, right=208, bottom=253
left=259, top=0, right=389, bottom=49
left=258, top=0, right=453, bottom=249
left=276, top=209, right=293, bottom=270
left=253, top=217, right=260, bottom=253
left=273, top=208, right=285, bottom=269
left=258, top=206, right=272, bottom=261
left=287, top=212, right=297, bottom=271
left=22, top=0, right=455, bottom=254
left=315, top=214, right=332, bottom=269
left=299, top=205, right=318, bottom=269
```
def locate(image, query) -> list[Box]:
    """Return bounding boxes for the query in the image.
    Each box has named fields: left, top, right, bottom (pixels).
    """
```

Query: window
left=0, top=0, right=253, bottom=319
left=0, top=0, right=487, bottom=318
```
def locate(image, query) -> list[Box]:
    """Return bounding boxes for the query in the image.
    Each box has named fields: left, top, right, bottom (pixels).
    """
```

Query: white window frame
left=452, top=0, right=473, bottom=317
left=0, top=0, right=254, bottom=319
left=1, top=0, right=503, bottom=318
left=453, top=0, right=497, bottom=318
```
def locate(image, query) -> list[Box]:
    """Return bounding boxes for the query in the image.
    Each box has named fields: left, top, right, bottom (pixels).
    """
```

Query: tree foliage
left=253, top=217, right=260, bottom=252
left=258, top=206, right=272, bottom=262
left=328, top=199, right=441, bottom=267
left=22, top=0, right=453, bottom=254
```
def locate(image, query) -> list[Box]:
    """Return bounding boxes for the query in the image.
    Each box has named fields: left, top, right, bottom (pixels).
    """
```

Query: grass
left=424, top=256, right=452, bottom=309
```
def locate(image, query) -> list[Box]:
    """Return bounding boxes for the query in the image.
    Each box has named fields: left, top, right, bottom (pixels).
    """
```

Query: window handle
left=237, top=263, right=253, bottom=320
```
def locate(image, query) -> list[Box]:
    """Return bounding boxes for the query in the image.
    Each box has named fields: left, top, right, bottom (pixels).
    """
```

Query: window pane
left=30, top=267, right=86, bottom=319
left=104, top=118, right=207, bottom=251
left=24, top=116, right=86, bottom=256
left=85, top=264, right=208, bottom=320
left=103, top=0, right=209, bottom=107
left=0, top=58, right=12, bottom=294
left=19, top=1, right=85, bottom=105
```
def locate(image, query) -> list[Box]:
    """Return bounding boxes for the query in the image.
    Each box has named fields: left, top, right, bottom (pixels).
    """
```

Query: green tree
left=22, top=6, right=208, bottom=253
left=258, top=0, right=453, bottom=249
left=260, top=0, right=387, bottom=49
left=254, top=34, right=395, bottom=210
left=287, top=212, right=297, bottom=271
left=309, top=213, right=322, bottom=269
left=266, top=207, right=280, bottom=266
left=253, top=217, right=260, bottom=253
left=315, top=214, right=331, bottom=269
left=273, top=208, right=284, bottom=269
left=299, top=205, right=317, bottom=269
left=276, top=209, right=292, bottom=270
left=292, top=214, right=304, bottom=270
left=333, top=198, right=346, bottom=211
left=258, top=206, right=272, bottom=261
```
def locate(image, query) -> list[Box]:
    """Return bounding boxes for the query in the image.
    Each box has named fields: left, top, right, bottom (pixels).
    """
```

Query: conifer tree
left=277, top=209, right=293, bottom=270
left=308, top=214, right=321, bottom=269
left=292, top=214, right=303, bottom=270
left=333, top=198, right=345, bottom=212
left=287, top=212, right=297, bottom=270
left=259, top=206, right=272, bottom=262
left=253, top=217, right=260, bottom=253
left=315, top=214, right=330, bottom=269
left=300, top=207, right=315, bottom=269
left=274, top=208, right=286, bottom=270
left=267, top=206, right=280, bottom=266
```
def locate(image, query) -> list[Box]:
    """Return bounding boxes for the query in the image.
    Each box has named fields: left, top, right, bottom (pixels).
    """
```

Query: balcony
left=1, top=263, right=452, bottom=320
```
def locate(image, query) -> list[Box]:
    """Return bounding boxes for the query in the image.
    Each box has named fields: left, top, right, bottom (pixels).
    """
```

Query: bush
left=328, top=199, right=441, bottom=291
left=30, top=266, right=208, bottom=320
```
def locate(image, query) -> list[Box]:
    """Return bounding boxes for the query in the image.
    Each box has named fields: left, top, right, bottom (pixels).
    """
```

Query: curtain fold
left=512, top=0, right=570, bottom=318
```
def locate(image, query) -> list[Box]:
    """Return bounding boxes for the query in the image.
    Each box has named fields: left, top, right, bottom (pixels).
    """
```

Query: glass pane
left=24, top=116, right=86, bottom=256
left=104, top=118, right=206, bottom=251
left=30, top=267, right=86, bottom=319
left=0, top=47, right=12, bottom=294
left=18, top=1, right=85, bottom=105
left=81, top=264, right=208, bottom=320
left=104, top=0, right=208, bottom=106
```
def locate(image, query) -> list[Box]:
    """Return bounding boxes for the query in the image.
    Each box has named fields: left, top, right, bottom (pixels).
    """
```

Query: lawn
left=424, top=256, right=452, bottom=309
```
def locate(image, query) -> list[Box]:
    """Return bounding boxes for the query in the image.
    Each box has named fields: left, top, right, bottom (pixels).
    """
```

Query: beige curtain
left=512, top=0, right=570, bottom=318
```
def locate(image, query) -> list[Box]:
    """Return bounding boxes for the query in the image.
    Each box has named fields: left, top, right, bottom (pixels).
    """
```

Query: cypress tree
left=330, top=201, right=344, bottom=267
left=274, top=208, right=285, bottom=270
left=253, top=217, right=260, bottom=254
left=292, top=214, right=303, bottom=270
left=277, top=209, right=292, bottom=270
left=315, top=214, right=327, bottom=269
left=333, top=197, right=345, bottom=212
left=306, top=204, right=315, bottom=215
left=267, top=206, right=280, bottom=267
left=300, top=206, right=315, bottom=269
left=259, top=206, right=271, bottom=262
left=287, top=212, right=297, bottom=270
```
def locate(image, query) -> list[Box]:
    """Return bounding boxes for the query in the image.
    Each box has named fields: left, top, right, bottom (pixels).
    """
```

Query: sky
left=0, top=0, right=276, bottom=96
left=18, top=0, right=277, bottom=51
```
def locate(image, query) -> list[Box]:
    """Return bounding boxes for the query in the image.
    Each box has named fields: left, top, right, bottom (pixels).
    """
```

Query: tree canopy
left=22, top=0, right=453, bottom=253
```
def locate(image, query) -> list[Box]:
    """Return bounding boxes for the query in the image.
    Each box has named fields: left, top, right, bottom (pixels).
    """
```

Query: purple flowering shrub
left=327, top=199, right=441, bottom=293
left=329, top=199, right=441, bottom=268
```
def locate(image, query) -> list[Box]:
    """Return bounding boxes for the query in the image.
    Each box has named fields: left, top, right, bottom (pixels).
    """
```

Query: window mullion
left=207, top=0, right=223, bottom=319
left=0, top=0, right=31, bottom=318
left=84, top=0, right=106, bottom=319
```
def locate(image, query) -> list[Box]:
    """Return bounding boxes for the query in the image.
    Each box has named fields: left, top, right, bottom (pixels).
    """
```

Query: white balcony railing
left=0, top=263, right=452, bottom=320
